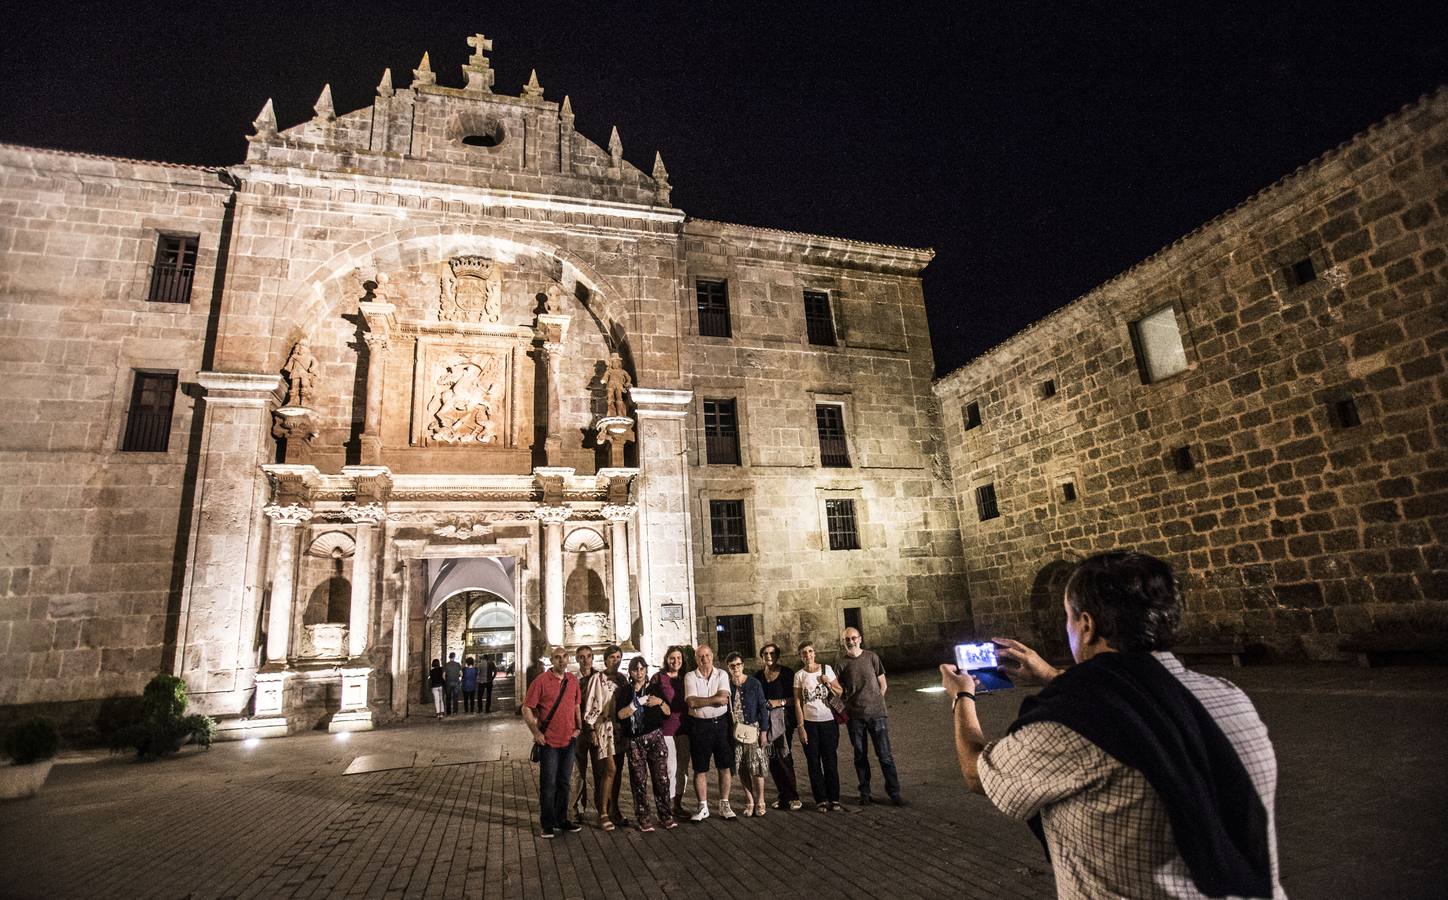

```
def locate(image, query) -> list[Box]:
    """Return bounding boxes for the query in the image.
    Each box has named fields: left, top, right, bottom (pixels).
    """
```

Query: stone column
left=262, top=503, right=312, bottom=665
left=360, top=333, right=388, bottom=464
left=532, top=505, right=572, bottom=646
left=343, top=502, right=386, bottom=659
left=542, top=341, right=564, bottom=462
left=628, top=388, right=696, bottom=665
left=603, top=504, right=637, bottom=645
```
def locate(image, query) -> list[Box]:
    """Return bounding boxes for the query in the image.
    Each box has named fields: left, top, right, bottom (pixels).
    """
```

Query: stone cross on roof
left=462, top=32, right=496, bottom=93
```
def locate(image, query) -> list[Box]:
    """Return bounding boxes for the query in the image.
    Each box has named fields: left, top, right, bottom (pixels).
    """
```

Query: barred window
left=825, top=499, right=860, bottom=550
left=975, top=483, right=1000, bottom=522
left=709, top=499, right=748, bottom=555
left=804, top=290, right=837, bottom=346
left=147, top=234, right=198, bottom=303
left=121, top=371, right=177, bottom=452
left=696, top=279, right=731, bottom=338
left=715, top=614, right=755, bottom=660
left=815, top=404, right=851, bottom=467
left=703, top=398, right=740, bottom=465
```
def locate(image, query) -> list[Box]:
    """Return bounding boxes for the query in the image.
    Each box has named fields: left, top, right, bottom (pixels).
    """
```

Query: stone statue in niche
left=601, top=352, right=632, bottom=417
left=281, top=338, right=320, bottom=407
left=426, top=353, right=505, bottom=443
left=544, top=282, right=563, bottom=315
left=439, top=256, right=503, bottom=323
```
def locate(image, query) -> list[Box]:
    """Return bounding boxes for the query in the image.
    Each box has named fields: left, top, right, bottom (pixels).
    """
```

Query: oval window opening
left=462, top=131, right=503, bottom=148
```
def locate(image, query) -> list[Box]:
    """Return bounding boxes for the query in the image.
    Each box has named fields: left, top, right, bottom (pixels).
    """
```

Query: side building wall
left=0, top=146, right=230, bottom=725
left=934, top=91, right=1448, bottom=660
left=684, top=221, right=970, bottom=669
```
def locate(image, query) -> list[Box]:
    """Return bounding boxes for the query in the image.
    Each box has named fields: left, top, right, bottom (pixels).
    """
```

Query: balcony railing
left=147, top=264, right=195, bottom=303
left=819, top=436, right=851, bottom=468
left=706, top=433, right=740, bottom=465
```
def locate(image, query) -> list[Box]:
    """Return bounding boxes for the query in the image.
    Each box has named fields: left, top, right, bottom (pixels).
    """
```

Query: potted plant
left=111, top=674, right=216, bottom=759
left=1, top=716, right=60, bottom=799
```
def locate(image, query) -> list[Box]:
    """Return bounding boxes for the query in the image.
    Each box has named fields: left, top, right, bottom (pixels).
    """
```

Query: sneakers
left=788, top=800, right=803, bottom=811
left=816, top=801, right=829, bottom=812
left=690, top=804, right=710, bottom=822
left=540, top=827, right=555, bottom=839
left=561, top=820, right=582, bottom=833
left=829, top=801, right=845, bottom=812
left=719, top=801, right=737, bottom=820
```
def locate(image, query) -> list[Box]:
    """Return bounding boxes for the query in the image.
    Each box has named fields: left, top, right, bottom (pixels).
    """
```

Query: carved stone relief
left=424, top=351, right=507, bottom=444
left=440, top=256, right=503, bottom=323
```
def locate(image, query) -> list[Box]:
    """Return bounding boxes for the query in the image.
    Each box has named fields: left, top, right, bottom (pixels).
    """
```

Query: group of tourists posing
left=521, top=627, right=902, bottom=836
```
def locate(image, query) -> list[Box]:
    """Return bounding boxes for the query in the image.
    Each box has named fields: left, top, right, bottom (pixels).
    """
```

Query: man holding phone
left=941, top=551, right=1283, bottom=899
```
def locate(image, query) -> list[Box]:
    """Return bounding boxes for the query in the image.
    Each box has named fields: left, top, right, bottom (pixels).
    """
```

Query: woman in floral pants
left=615, top=656, right=677, bottom=832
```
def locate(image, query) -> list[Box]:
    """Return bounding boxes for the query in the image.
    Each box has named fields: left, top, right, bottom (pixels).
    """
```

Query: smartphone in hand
left=953, top=641, right=1014, bottom=692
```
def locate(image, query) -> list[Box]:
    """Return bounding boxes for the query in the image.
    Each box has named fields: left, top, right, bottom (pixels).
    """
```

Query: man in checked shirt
left=941, top=551, right=1286, bottom=899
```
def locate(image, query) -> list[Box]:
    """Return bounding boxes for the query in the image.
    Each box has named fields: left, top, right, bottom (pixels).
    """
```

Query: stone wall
left=683, top=221, right=970, bottom=669
left=933, top=90, right=1448, bottom=660
left=0, top=146, right=229, bottom=721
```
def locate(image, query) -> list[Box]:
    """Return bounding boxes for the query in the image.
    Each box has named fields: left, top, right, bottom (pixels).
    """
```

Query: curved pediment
left=244, top=34, right=672, bottom=209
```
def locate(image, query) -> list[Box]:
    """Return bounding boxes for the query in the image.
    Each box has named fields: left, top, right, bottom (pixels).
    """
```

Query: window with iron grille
left=804, top=290, right=837, bottom=346
left=715, top=614, right=755, bottom=660
left=709, top=499, right=748, bottom=555
left=121, top=371, right=177, bottom=452
left=696, top=279, right=731, bottom=337
left=975, top=483, right=1000, bottom=521
left=825, top=499, right=861, bottom=550
left=815, top=404, right=851, bottom=467
left=703, top=398, right=740, bottom=465
left=147, top=234, right=198, bottom=303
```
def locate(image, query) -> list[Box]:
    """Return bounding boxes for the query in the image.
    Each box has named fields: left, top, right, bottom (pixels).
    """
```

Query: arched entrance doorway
left=422, top=557, right=519, bottom=715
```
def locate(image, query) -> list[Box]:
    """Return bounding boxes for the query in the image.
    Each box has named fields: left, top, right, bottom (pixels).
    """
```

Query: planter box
left=0, top=760, right=54, bottom=800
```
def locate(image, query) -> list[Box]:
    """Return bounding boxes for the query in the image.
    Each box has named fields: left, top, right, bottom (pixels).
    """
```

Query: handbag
left=734, top=722, right=759, bottom=744
left=529, top=676, right=569, bottom=763
left=822, top=668, right=849, bottom=723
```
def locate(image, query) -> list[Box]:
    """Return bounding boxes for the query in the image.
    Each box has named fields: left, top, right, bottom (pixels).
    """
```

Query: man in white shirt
left=683, top=643, right=734, bottom=821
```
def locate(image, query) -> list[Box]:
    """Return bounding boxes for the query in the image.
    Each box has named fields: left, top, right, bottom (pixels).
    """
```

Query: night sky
left=2, top=2, right=1444, bottom=375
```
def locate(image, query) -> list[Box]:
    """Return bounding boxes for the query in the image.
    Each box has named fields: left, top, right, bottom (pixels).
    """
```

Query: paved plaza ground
left=1, top=663, right=1445, bottom=899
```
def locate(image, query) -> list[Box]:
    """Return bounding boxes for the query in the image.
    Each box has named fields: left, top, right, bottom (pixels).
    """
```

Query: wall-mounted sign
left=660, top=604, right=685, bottom=622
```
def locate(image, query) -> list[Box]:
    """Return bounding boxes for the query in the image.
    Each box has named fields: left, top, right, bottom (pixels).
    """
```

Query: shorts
left=687, top=716, right=734, bottom=773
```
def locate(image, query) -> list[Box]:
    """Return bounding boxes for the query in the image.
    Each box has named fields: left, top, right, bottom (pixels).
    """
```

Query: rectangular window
left=975, top=483, right=1000, bottom=521
left=696, top=279, right=731, bottom=338
left=843, top=606, right=863, bottom=633
left=121, top=371, right=178, bottom=452
left=1289, top=257, right=1317, bottom=287
left=1172, top=445, right=1195, bottom=472
left=1130, top=305, right=1189, bottom=384
left=803, top=290, right=837, bottom=346
left=708, top=499, right=748, bottom=555
left=703, top=398, right=741, bottom=465
left=1135, top=410, right=1152, bottom=431
left=815, top=404, right=851, bottom=467
left=715, top=614, right=755, bottom=661
left=147, top=234, right=198, bottom=303
left=825, top=499, right=861, bottom=550
left=1041, top=379, right=1057, bottom=399
left=1331, top=397, right=1362, bottom=429
left=962, top=400, right=982, bottom=430
left=1060, top=481, right=1077, bottom=503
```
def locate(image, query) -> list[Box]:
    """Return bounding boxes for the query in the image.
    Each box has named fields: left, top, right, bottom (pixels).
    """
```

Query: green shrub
left=110, top=674, right=216, bottom=759
left=3, top=717, right=59, bottom=765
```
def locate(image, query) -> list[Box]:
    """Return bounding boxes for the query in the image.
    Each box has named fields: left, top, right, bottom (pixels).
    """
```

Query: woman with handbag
left=725, top=651, right=770, bottom=817
left=793, top=640, right=844, bottom=811
left=615, top=656, right=677, bottom=832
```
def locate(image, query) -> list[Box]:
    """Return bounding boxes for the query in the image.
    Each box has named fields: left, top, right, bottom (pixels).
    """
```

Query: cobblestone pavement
left=1, top=664, right=1444, bottom=899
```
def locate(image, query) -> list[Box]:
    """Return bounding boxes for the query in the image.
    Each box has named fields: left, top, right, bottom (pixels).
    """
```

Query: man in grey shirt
left=836, top=627, right=903, bottom=806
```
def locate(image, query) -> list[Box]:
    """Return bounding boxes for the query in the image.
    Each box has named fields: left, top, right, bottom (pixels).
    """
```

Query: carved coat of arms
left=440, top=256, right=504, bottom=323
left=426, top=353, right=506, bottom=444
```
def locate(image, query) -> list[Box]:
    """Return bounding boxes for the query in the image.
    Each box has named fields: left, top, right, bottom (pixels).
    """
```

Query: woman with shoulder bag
left=793, top=640, right=844, bottom=811
left=654, top=646, right=691, bottom=819
left=616, top=656, right=677, bottom=832
left=725, top=651, right=770, bottom=817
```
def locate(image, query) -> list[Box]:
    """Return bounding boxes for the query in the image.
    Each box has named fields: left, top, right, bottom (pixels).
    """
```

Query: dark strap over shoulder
left=537, top=675, right=569, bottom=733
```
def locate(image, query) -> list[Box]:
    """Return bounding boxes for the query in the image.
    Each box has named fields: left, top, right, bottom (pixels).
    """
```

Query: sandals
left=755, top=803, right=767, bottom=817
left=601, top=818, right=616, bottom=831
left=639, top=823, right=655, bottom=833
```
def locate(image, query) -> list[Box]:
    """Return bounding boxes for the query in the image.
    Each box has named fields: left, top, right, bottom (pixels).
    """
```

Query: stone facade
left=0, top=33, right=964, bottom=734
left=934, top=90, right=1448, bottom=661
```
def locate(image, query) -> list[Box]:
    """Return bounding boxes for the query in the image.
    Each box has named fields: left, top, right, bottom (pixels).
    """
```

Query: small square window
left=843, top=606, right=863, bottom=633
left=1130, top=305, right=1189, bottom=384
left=715, top=614, right=755, bottom=660
left=962, top=401, right=982, bottom=431
left=121, top=371, right=178, bottom=452
left=1289, top=257, right=1317, bottom=287
left=1060, top=481, right=1077, bottom=503
left=975, top=483, right=1000, bottom=521
left=825, top=499, right=861, bottom=550
left=804, top=290, right=837, bottom=347
left=708, top=499, right=748, bottom=554
left=815, top=404, right=851, bottom=467
left=147, top=234, right=198, bottom=303
left=1172, top=445, right=1195, bottom=472
left=696, top=279, right=731, bottom=338
left=1331, top=396, right=1362, bottom=429
left=1041, top=379, right=1057, bottom=399
left=703, top=398, right=740, bottom=465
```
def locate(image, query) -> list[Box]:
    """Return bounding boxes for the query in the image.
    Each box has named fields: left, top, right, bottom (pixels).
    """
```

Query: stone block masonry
left=934, top=89, right=1448, bottom=660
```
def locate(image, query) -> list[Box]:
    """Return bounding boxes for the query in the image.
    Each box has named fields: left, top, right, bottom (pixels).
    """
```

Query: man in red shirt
left=523, top=645, right=583, bottom=837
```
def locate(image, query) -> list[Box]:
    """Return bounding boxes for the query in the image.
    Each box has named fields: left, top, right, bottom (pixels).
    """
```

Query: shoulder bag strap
left=538, top=676, right=569, bottom=733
